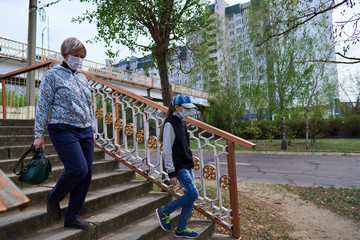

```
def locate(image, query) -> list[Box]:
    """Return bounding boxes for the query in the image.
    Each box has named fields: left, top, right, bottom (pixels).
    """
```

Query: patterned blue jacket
left=34, top=64, right=94, bottom=138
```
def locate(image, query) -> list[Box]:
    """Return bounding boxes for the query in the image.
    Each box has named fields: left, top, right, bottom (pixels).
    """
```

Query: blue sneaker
left=156, top=207, right=171, bottom=231
left=175, top=227, right=198, bottom=238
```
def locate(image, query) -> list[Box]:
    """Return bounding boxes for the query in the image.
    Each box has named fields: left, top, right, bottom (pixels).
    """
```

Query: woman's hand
left=33, top=138, right=45, bottom=150
left=170, top=177, right=177, bottom=186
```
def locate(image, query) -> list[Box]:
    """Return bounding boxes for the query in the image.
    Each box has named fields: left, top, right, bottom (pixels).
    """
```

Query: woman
left=156, top=94, right=199, bottom=238
left=33, top=37, right=94, bottom=229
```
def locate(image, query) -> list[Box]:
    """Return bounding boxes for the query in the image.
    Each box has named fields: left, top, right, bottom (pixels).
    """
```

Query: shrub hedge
left=235, top=115, right=360, bottom=140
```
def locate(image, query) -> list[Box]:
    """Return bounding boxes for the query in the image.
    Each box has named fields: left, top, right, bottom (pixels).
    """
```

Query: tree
left=188, top=13, right=252, bottom=134
left=74, top=0, right=210, bottom=106
left=294, top=18, right=338, bottom=149
left=248, top=0, right=327, bottom=150
left=250, top=0, right=360, bottom=64
left=339, top=72, right=360, bottom=115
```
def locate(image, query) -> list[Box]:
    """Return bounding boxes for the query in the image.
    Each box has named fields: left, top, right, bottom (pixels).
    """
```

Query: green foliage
left=343, top=115, right=360, bottom=137
left=233, top=113, right=359, bottom=141
left=243, top=121, right=262, bottom=142
left=1, top=91, right=26, bottom=107
left=74, top=0, right=210, bottom=106
left=258, top=120, right=280, bottom=141
left=247, top=0, right=337, bottom=150
left=287, top=116, right=306, bottom=145
left=323, top=117, right=344, bottom=137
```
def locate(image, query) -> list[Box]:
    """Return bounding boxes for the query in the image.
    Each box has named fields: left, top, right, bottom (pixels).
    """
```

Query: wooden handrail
left=0, top=60, right=57, bottom=80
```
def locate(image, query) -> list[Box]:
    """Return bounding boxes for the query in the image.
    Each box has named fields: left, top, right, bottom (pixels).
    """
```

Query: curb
left=237, top=150, right=360, bottom=157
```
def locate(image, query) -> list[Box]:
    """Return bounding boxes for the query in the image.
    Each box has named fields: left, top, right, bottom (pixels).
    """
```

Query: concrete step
left=0, top=143, right=57, bottom=159
left=0, top=150, right=108, bottom=174
left=0, top=135, right=52, bottom=147
left=7, top=160, right=124, bottom=190
left=0, top=180, right=155, bottom=240
left=104, top=212, right=214, bottom=240
left=0, top=119, right=35, bottom=126
left=166, top=220, right=215, bottom=240
left=1, top=169, right=135, bottom=216
left=0, top=144, right=105, bottom=160
left=0, top=126, right=39, bottom=135
left=0, top=119, right=218, bottom=240
left=3, top=151, right=107, bottom=175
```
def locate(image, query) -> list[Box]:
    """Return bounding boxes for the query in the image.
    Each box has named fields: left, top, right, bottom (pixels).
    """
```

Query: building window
left=230, top=31, right=234, bottom=36
left=230, top=23, right=234, bottom=28
left=237, top=27, right=243, bottom=33
left=229, top=16, right=233, bottom=21
left=235, top=12, right=242, bottom=18
left=236, top=19, right=242, bottom=25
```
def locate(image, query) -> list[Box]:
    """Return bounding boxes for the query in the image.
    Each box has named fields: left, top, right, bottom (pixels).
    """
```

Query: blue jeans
left=47, top=124, right=94, bottom=222
left=162, top=168, right=199, bottom=231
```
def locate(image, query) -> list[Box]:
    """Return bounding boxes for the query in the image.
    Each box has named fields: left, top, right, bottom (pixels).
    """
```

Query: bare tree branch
left=256, top=0, right=348, bottom=47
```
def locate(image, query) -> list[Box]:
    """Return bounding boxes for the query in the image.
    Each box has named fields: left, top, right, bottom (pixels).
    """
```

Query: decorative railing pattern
left=0, top=36, right=208, bottom=99
left=1, top=61, right=256, bottom=238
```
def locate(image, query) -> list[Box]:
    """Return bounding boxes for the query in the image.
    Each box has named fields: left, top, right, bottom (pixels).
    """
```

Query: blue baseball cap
left=172, top=94, right=197, bottom=109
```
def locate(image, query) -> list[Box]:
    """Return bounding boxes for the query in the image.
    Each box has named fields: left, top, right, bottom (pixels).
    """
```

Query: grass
left=283, top=185, right=360, bottom=221
left=189, top=138, right=360, bottom=153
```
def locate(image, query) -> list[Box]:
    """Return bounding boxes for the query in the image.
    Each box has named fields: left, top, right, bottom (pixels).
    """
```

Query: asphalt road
left=112, top=151, right=360, bottom=189
left=202, top=152, right=360, bottom=188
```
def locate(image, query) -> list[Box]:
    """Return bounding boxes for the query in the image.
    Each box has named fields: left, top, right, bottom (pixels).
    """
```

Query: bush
left=243, top=121, right=262, bottom=141
left=323, top=117, right=344, bottom=137
left=342, top=115, right=360, bottom=137
left=287, top=117, right=306, bottom=140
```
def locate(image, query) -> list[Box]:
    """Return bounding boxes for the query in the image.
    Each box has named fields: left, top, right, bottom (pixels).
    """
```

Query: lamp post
left=26, top=0, right=37, bottom=117
left=41, top=27, right=46, bottom=49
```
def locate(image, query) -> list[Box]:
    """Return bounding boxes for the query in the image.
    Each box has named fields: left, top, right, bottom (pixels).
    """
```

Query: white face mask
left=66, top=55, right=83, bottom=70
left=179, top=108, right=196, bottom=118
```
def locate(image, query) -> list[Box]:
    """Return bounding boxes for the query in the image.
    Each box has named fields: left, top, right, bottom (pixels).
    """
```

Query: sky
left=0, top=0, right=248, bottom=64
left=0, top=0, right=359, bottom=100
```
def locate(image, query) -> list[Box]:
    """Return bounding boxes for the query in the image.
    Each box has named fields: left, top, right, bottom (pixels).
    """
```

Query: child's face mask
left=67, top=55, right=83, bottom=70
left=180, top=108, right=196, bottom=118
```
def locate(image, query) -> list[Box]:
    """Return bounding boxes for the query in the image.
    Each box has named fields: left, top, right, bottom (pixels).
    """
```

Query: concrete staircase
left=0, top=119, right=236, bottom=240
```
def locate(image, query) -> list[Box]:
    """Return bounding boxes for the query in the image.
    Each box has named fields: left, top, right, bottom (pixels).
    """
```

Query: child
left=156, top=94, right=199, bottom=238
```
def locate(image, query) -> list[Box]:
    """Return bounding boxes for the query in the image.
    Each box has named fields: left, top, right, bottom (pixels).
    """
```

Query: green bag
left=13, top=145, right=52, bottom=185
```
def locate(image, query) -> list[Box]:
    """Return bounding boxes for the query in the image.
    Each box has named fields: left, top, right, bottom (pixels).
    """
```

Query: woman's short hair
left=60, top=37, right=87, bottom=58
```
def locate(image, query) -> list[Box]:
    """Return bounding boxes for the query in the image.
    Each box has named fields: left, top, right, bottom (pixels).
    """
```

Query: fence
left=0, top=36, right=208, bottom=99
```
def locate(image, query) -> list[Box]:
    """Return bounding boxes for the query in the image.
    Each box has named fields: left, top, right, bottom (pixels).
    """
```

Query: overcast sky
left=0, top=0, right=249, bottom=64
left=0, top=0, right=359, bottom=99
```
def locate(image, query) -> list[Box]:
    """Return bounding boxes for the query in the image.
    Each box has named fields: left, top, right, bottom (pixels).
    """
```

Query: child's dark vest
left=165, top=115, right=194, bottom=171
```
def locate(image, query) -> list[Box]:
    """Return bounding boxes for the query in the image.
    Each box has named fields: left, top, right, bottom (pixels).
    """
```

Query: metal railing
left=0, top=36, right=208, bottom=99
left=1, top=61, right=256, bottom=238
left=0, top=61, right=51, bottom=119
